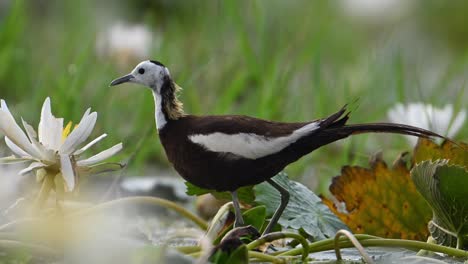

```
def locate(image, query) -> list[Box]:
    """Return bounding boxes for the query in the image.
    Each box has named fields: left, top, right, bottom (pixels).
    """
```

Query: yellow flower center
left=62, top=121, right=73, bottom=140
left=62, top=121, right=79, bottom=141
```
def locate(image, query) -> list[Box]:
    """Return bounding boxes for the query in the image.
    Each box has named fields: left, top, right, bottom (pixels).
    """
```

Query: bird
left=110, top=60, right=446, bottom=235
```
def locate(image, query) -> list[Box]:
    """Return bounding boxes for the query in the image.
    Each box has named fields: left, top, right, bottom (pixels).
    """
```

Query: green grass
left=0, top=0, right=466, bottom=193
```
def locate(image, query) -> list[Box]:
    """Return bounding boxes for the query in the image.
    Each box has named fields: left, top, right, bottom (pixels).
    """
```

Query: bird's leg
left=231, top=190, right=245, bottom=227
left=262, top=179, right=290, bottom=235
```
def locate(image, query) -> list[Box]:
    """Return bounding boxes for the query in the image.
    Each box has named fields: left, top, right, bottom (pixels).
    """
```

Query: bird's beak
left=109, top=74, right=135, bottom=86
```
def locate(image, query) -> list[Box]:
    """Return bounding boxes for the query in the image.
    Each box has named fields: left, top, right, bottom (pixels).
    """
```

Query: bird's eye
left=138, top=68, right=145, bottom=74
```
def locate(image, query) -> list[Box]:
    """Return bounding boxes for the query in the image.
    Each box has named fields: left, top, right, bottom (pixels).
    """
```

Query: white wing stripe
left=188, top=122, right=319, bottom=159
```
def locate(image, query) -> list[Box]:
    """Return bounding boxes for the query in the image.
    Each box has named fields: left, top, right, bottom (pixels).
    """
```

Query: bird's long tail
left=333, top=122, right=444, bottom=139
left=324, top=106, right=445, bottom=139
left=302, top=106, right=450, bottom=153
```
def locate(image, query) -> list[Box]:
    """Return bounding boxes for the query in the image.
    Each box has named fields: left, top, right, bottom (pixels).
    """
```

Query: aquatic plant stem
left=67, top=196, right=208, bottom=230
left=247, top=232, right=309, bottom=261
left=34, top=173, right=54, bottom=210
left=188, top=250, right=285, bottom=263
left=279, top=236, right=468, bottom=258
left=334, top=230, right=373, bottom=263
left=248, top=251, right=285, bottom=263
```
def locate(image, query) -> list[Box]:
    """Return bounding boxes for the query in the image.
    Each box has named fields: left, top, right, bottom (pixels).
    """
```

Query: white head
left=110, top=60, right=184, bottom=131
left=110, top=60, right=170, bottom=93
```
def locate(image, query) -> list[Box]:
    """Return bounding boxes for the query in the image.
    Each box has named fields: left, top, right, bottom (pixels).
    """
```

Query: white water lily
left=0, top=97, right=123, bottom=192
left=387, top=102, right=466, bottom=145
left=96, top=22, right=156, bottom=67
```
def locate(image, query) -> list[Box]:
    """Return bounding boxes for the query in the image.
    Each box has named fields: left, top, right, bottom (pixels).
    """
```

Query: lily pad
left=413, top=138, right=468, bottom=165
left=411, top=160, right=468, bottom=249
left=254, top=172, right=348, bottom=240
left=322, top=154, right=432, bottom=240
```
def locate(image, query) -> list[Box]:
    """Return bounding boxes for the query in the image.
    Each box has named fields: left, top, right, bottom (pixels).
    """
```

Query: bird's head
left=110, top=60, right=184, bottom=124
left=110, top=60, right=170, bottom=93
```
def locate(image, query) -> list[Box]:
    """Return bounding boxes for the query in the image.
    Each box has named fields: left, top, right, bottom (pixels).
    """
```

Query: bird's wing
left=186, top=115, right=320, bottom=159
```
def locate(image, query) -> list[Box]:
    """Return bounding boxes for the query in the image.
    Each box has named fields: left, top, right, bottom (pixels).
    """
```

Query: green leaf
left=185, top=182, right=255, bottom=204
left=411, top=160, right=468, bottom=249
left=243, top=206, right=266, bottom=232
left=212, top=205, right=267, bottom=245
left=224, top=245, right=248, bottom=264
left=254, top=172, right=349, bottom=240
left=210, top=245, right=248, bottom=264
left=413, top=139, right=468, bottom=166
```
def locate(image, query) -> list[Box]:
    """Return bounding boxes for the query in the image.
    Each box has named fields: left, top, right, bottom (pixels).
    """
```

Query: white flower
left=96, top=22, right=156, bottom=66
left=340, top=0, right=411, bottom=23
left=387, top=102, right=466, bottom=145
left=0, top=98, right=123, bottom=192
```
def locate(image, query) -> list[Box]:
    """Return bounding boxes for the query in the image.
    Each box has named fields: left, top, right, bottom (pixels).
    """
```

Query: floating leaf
left=413, top=138, right=468, bottom=166
left=185, top=182, right=255, bottom=204
left=224, top=245, right=248, bottom=264
left=322, top=154, right=432, bottom=240
left=411, top=160, right=468, bottom=249
left=243, top=206, right=267, bottom=232
left=255, top=172, right=348, bottom=240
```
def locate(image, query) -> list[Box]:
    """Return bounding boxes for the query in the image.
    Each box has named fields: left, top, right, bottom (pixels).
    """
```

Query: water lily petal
left=19, top=161, right=47, bottom=175
left=21, top=118, right=38, bottom=139
left=21, top=119, right=55, bottom=161
left=5, top=137, right=32, bottom=157
left=60, top=154, right=75, bottom=191
left=76, top=162, right=124, bottom=176
left=83, top=108, right=91, bottom=117
left=38, top=98, right=64, bottom=151
left=38, top=98, right=51, bottom=145
left=60, top=111, right=97, bottom=154
left=1, top=99, right=12, bottom=114
left=388, top=103, right=467, bottom=145
left=447, top=109, right=466, bottom=138
left=0, top=155, right=32, bottom=164
left=0, top=104, right=40, bottom=157
left=73, top=133, right=107, bottom=155
left=76, top=143, right=123, bottom=167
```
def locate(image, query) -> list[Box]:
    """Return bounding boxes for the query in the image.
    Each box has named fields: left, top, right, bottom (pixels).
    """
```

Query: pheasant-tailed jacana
left=110, top=60, right=445, bottom=235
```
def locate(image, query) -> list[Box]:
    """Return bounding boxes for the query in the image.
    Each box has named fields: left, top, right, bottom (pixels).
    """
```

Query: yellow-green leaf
left=322, top=154, right=432, bottom=240
left=413, top=138, right=467, bottom=166
left=411, top=160, right=468, bottom=249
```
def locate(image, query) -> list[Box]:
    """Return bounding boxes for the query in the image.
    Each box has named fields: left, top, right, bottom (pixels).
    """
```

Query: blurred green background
left=0, top=0, right=466, bottom=192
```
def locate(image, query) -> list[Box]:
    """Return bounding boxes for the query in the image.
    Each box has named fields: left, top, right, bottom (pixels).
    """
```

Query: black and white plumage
left=110, top=60, right=446, bottom=235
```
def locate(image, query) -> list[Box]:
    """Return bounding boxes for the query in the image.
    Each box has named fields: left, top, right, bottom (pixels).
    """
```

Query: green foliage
left=255, top=173, right=349, bottom=240
left=209, top=244, right=248, bottom=264
left=203, top=200, right=267, bottom=246
left=411, top=160, right=468, bottom=249
left=0, top=248, right=32, bottom=264
left=210, top=226, right=259, bottom=264
left=242, top=206, right=267, bottom=233
left=185, top=182, right=255, bottom=204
